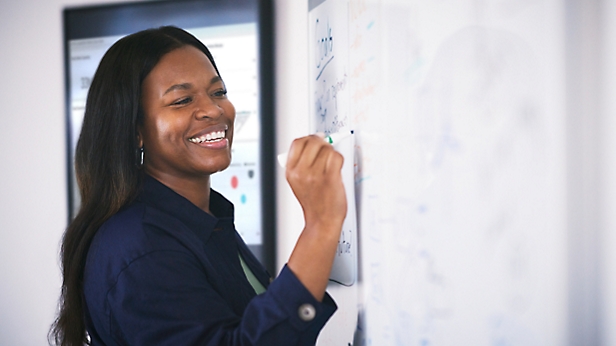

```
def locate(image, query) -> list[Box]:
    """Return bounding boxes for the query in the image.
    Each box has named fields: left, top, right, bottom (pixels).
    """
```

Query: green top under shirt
left=239, top=254, right=266, bottom=295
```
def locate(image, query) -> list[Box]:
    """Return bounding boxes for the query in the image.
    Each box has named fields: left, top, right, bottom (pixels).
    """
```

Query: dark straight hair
left=50, top=26, right=220, bottom=346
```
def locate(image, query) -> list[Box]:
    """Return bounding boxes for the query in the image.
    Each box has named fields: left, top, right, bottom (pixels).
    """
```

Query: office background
left=1, top=0, right=615, bottom=345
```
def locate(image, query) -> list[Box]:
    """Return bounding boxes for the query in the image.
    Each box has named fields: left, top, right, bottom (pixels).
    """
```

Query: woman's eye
left=213, top=89, right=228, bottom=98
left=171, top=97, right=192, bottom=106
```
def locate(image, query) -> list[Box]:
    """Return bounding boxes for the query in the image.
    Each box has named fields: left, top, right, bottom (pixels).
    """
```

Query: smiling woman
left=139, top=46, right=236, bottom=212
left=50, top=26, right=347, bottom=346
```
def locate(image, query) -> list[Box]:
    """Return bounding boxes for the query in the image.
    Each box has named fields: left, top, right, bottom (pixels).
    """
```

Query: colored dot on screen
left=241, top=194, right=247, bottom=204
left=231, top=176, right=238, bottom=189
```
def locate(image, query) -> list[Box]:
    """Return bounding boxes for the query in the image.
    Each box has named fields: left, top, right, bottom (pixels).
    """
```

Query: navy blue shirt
left=83, top=175, right=337, bottom=345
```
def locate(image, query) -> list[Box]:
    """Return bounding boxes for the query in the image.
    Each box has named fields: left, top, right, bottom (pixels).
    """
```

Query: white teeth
left=189, top=130, right=226, bottom=144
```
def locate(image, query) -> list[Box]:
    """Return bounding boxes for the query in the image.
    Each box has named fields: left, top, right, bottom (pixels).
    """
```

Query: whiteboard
left=308, top=0, right=358, bottom=286
left=308, top=0, right=567, bottom=344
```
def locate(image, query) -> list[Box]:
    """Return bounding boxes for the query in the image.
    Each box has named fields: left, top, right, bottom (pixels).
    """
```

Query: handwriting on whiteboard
left=315, top=17, right=334, bottom=81
left=312, top=14, right=349, bottom=132
left=337, top=228, right=353, bottom=255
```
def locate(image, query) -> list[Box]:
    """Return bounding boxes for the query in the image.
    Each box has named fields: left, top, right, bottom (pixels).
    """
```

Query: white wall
left=601, top=0, right=616, bottom=344
left=273, top=2, right=309, bottom=272
left=1, top=0, right=76, bottom=344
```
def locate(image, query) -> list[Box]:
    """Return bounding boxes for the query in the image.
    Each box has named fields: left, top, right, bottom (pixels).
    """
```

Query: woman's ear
left=136, top=128, right=144, bottom=148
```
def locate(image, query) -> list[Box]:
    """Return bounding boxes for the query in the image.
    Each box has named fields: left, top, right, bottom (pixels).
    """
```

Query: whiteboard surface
left=308, top=0, right=567, bottom=345
left=309, top=0, right=358, bottom=286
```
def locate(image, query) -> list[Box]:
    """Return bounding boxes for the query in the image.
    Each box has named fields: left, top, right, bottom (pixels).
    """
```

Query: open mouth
left=188, top=130, right=226, bottom=144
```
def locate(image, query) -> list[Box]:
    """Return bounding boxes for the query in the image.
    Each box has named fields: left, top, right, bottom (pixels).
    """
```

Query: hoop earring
left=137, top=147, right=144, bottom=168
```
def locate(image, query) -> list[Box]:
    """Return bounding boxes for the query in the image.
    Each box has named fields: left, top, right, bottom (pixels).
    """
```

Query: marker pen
left=277, top=130, right=354, bottom=168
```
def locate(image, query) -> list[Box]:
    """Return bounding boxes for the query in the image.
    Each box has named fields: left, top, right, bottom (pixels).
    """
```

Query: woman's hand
left=285, top=134, right=348, bottom=301
left=285, top=134, right=347, bottom=229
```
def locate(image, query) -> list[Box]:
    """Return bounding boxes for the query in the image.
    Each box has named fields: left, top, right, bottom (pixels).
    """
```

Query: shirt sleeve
left=103, top=249, right=337, bottom=346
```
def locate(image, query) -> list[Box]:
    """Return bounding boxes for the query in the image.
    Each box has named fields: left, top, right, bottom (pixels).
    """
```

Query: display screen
left=64, top=0, right=275, bottom=271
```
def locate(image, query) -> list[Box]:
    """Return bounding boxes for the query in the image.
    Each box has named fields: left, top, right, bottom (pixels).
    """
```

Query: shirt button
left=298, top=303, right=316, bottom=322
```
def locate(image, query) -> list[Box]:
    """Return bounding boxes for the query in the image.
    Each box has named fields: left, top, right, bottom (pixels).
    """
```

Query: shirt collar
left=137, top=174, right=235, bottom=233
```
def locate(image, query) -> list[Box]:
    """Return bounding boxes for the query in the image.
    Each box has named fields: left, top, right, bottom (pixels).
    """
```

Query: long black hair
left=50, top=26, right=220, bottom=346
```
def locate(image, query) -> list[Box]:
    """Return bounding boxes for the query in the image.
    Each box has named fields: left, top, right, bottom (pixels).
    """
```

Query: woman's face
left=140, top=45, right=235, bottom=182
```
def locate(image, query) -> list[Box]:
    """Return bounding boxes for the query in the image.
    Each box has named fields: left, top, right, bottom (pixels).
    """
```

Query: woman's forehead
left=145, top=46, right=218, bottom=89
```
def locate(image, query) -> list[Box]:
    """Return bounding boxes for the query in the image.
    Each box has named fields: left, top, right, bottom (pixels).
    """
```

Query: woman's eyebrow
left=163, top=77, right=222, bottom=95
left=163, top=83, right=193, bottom=95
left=210, top=76, right=223, bottom=85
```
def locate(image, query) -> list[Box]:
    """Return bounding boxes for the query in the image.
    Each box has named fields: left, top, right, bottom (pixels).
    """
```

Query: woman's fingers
left=285, top=135, right=347, bottom=226
left=324, top=147, right=344, bottom=174
left=286, top=135, right=328, bottom=170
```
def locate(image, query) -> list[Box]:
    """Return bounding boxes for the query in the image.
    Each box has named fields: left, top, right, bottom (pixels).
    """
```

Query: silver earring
left=137, top=147, right=144, bottom=168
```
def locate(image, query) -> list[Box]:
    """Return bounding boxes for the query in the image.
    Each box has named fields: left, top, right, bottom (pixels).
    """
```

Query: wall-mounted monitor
left=63, top=0, right=275, bottom=273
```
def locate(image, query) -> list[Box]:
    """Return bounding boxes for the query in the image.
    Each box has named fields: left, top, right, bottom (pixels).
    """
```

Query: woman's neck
left=145, top=170, right=211, bottom=214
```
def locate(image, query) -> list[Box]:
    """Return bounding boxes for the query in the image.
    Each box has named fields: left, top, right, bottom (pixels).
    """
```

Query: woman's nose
left=194, top=96, right=222, bottom=120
